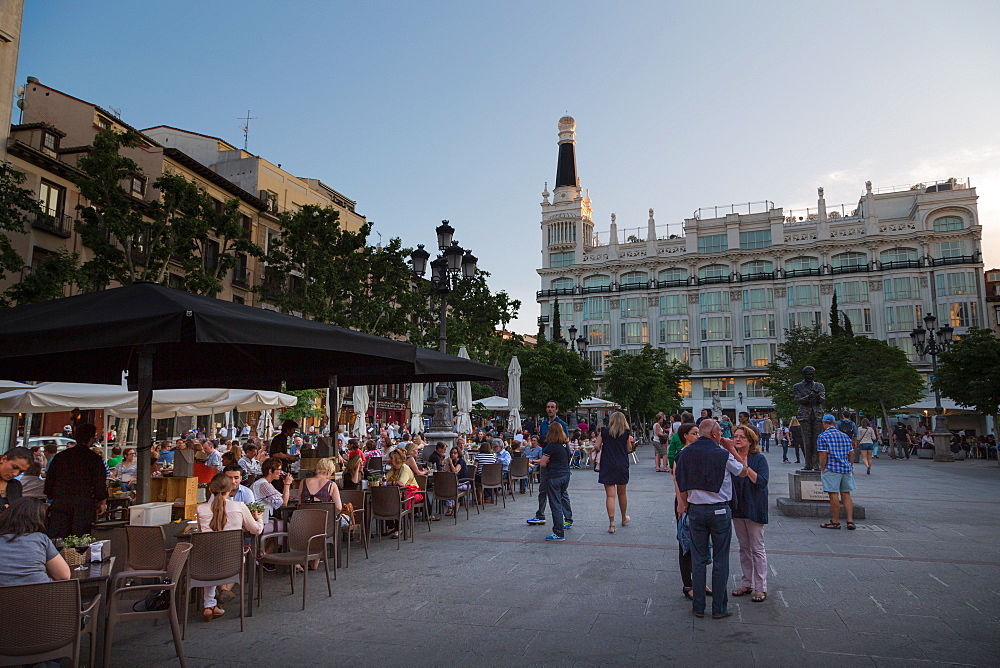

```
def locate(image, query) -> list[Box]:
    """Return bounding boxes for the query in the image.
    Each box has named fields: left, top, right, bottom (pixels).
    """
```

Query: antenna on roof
left=238, top=109, right=257, bottom=151
left=108, top=106, right=122, bottom=119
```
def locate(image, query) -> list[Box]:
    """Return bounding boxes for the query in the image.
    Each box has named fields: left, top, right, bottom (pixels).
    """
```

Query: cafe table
left=72, top=556, right=116, bottom=666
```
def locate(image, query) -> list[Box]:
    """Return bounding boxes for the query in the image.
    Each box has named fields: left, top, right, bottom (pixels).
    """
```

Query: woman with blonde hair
left=404, top=442, right=430, bottom=478
left=196, top=473, right=264, bottom=621
left=299, top=457, right=344, bottom=568
left=384, top=449, right=419, bottom=538
left=342, top=454, right=364, bottom=490
left=729, top=425, right=769, bottom=603
left=593, top=411, right=633, bottom=533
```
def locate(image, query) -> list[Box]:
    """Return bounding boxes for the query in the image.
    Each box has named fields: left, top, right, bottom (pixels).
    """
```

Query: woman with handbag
left=592, top=411, right=634, bottom=534
left=652, top=413, right=669, bottom=472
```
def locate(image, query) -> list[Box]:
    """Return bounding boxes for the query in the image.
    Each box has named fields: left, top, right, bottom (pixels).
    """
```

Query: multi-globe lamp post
left=909, top=312, right=954, bottom=462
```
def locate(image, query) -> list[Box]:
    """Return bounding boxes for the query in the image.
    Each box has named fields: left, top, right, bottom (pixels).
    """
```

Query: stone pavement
left=108, top=451, right=1000, bottom=667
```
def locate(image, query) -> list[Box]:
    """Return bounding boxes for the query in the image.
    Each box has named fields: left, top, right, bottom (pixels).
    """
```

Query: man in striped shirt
left=817, top=414, right=857, bottom=530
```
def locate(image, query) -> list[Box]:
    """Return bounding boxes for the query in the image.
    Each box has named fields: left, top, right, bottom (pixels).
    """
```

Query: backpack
left=837, top=419, right=856, bottom=439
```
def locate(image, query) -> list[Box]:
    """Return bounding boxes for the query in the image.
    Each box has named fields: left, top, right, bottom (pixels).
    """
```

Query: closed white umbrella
left=507, top=356, right=522, bottom=434
left=455, top=347, right=473, bottom=435
left=409, top=383, right=425, bottom=435
left=352, top=385, right=369, bottom=437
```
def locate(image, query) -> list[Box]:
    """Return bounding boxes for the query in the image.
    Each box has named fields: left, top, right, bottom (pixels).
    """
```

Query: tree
left=933, top=327, right=1000, bottom=429
left=829, top=292, right=842, bottom=337
left=518, top=339, right=593, bottom=417
left=3, top=249, right=79, bottom=306
left=550, top=300, right=562, bottom=343
left=279, top=388, right=324, bottom=422
left=0, top=161, right=44, bottom=303
left=603, top=345, right=691, bottom=426
left=764, top=327, right=831, bottom=417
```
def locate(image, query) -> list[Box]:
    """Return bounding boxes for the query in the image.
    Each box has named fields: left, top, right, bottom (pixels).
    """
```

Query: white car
left=18, top=436, right=77, bottom=451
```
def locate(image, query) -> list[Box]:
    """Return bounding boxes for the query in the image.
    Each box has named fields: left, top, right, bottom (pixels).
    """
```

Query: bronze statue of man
left=793, top=365, right=826, bottom=471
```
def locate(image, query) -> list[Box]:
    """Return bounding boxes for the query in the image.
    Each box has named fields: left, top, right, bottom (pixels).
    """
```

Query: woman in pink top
left=196, top=473, right=264, bottom=622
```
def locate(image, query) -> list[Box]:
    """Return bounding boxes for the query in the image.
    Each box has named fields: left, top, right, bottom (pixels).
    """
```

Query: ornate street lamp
left=910, top=312, right=955, bottom=462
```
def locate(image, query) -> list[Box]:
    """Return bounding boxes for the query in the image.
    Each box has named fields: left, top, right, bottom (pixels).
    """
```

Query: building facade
left=536, top=117, right=987, bottom=427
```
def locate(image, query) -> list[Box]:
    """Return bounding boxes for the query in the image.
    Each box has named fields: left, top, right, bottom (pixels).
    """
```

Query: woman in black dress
left=592, top=411, right=633, bottom=534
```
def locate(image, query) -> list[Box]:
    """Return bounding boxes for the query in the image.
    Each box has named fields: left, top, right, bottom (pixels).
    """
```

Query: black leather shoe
left=712, top=612, right=733, bottom=619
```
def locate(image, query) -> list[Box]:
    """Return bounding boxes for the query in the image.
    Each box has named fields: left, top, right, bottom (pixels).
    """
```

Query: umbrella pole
left=135, top=347, right=154, bottom=505
left=327, top=374, right=337, bottom=437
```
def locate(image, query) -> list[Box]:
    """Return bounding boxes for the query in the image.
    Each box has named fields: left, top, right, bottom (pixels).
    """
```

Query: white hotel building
left=536, top=117, right=986, bottom=426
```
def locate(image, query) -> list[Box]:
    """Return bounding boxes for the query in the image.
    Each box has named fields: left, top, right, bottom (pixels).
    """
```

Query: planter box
left=129, top=502, right=174, bottom=526
left=917, top=448, right=935, bottom=459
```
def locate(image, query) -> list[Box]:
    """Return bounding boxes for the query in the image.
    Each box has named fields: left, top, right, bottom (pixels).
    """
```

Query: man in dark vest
left=675, top=418, right=752, bottom=619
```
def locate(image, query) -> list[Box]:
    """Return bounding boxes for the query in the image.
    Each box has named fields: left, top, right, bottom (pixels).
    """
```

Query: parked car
left=18, top=436, right=76, bottom=452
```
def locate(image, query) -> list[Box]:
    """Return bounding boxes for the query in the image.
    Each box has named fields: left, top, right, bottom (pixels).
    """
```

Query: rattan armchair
left=125, top=524, right=170, bottom=571
left=182, top=530, right=246, bottom=638
left=431, top=471, right=471, bottom=523
left=257, top=508, right=332, bottom=611
left=298, top=501, right=341, bottom=578
left=479, top=463, right=510, bottom=508
left=508, top=456, right=531, bottom=496
left=370, top=485, right=414, bottom=549
left=0, top=579, right=100, bottom=667
left=339, top=489, right=369, bottom=564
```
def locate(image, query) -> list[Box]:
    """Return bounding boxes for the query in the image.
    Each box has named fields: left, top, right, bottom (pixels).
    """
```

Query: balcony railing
left=741, top=271, right=776, bottom=282
left=784, top=268, right=821, bottom=278
left=879, top=259, right=921, bottom=270
left=619, top=282, right=648, bottom=292
left=930, top=254, right=981, bottom=267
left=657, top=279, right=688, bottom=289
left=31, top=211, right=72, bottom=238
left=697, top=275, right=730, bottom=285
left=581, top=285, right=612, bottom=294
left=829, top=264, right=869, bottom=275
left=536, top=287, right=575, bottom=298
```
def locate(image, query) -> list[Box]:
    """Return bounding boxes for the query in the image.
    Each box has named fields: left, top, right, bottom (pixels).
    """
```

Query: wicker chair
left=508, top=456, right=531, bottom=496
left=431, top=470, right=471, bottom=523
left=0, top=579, right=100, bottom=667
left=298, top=501, right=341, bottom=577
left=339, top=489, right=369, bottom=564
left=364, top=456, right=383, bottom=474
left=479, top=463, right=509, bottom=508
left=370, top=485, right=414, bottom=549
left=125, top=524, right=169, bottom=571
left=413, top=475, right=434, bottom=532
left=257, top=508, right=332, bottom=611
left=104, top=542, right=191, bottom=668
left=182, top=529, right=246, bottom=638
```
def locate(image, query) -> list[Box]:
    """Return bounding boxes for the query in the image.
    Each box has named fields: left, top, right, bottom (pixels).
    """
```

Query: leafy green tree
left=829, top=292, right=842, bottom=337
left=933, top=327, right=1000, bottom=429
left=603, top=345, right=691, bottom=426
left=519, top=339, right=593, bottom=417
left=0, top=161, right=47, bottom=306
left=3, top=249, right=79, bottom=306
left=424, top=270, right=521, bottom=360
left=279, top=388, right=323, bottom=421
left=765, top=327, right=832, bottom=417
left=551, top=299, right=562, bottom=342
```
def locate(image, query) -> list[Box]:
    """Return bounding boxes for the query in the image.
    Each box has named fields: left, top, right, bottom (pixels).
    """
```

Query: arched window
left=880, top=247, right=918, bottom=263
left=741, top=260, right=773, bottom=277
left=933, top=216, right=963, bottom=232
left=658, top=267, right=687, bottom=283
left=550, top=277, right=574, bottom=293
left=698, top=264, right=729, bottom=280
left=619, top=271, right=649, bottom=288
left=832, top=252, right=867, bottom=269
left=785, top=256, right=819, bottom=274
left=583, top=274, right=611, bottom=289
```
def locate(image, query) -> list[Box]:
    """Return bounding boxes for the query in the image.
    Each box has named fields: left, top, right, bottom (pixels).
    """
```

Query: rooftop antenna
left=376, top=231, right=382, bottom=249
left=238, top=110, right=257, bottom=151
left=108, top=106, right=122, bottom=119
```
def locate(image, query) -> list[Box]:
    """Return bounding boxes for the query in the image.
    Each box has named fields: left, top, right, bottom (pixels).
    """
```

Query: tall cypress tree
left=551, top=300, right=562, bottom=342
left=829, top=292, right=842, bottom=337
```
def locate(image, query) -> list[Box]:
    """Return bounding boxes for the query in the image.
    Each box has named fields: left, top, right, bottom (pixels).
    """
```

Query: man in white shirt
left=238, top=444, right=262, bottom=477
left=201, top=440, right=223, bottom=471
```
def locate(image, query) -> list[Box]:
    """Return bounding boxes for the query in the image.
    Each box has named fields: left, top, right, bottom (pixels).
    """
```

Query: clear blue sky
left=17, top=1, right=1000, bottom=333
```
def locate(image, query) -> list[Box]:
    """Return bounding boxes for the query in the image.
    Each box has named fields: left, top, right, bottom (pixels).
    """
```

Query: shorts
left=859, top=443, right=874, bottom=451
left=821, top=470, right=857, bottom=494
left=652, top=442, right=668, bottom=456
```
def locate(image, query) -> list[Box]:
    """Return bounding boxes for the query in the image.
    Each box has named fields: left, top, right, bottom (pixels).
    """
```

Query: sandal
left=731, top=586, right=752, bottom=597
left=622, top=516, right=631, bottom=526
left=846, top=522, right=856, bottom=530
left=683, top=587, right=694, bottom=601
left=752, top=592, right=767, bottom=602
left=608, top=520, right=616, bottom=534
left=820, top=522, right=841, bottom=529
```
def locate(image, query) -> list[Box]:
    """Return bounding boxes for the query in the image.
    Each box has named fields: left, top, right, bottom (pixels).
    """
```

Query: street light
left=910, top=312, right=954, bottom=462
left=410, top=221, right=478, bottom=433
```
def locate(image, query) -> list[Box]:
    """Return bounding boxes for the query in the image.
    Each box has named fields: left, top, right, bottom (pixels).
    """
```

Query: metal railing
left=693, top=200, right=774, bottom=220
left=31, top=211, right=73, bottom=238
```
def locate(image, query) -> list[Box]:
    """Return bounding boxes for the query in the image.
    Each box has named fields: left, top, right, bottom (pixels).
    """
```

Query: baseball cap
left=822, top=413, right=837, bottom=423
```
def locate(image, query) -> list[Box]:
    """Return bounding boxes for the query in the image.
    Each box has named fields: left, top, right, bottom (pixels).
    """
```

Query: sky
left=16, top=1, right=1000, bottom=334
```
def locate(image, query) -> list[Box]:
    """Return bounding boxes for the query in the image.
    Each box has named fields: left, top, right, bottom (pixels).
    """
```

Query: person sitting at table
left=342, top=454, right=364, bottom=491
left=221, top=451, right=237, bottom=469
left=404, top=442, right=430, bottom=478
left=18, top=461, right=45, bottom=500
left=384, top=449, right=420, bottom=538
left=363, top=439, right=383, bottom=461
left=0, top=497, right=71, bottom=586
left=213, top=465, right=255, bottom=504
left=238, top=444, right=262, bottom=478
left=156, top=441, right=175, bottom=466
left=299, top=457, right=345, bottom=567
left=444, top=446, right=472, bottom=516
left=427, top=442, right=447, bottom=472
left=196, top=473, right=264, bottom=622
left=113, top=447, right=138, bottom=492
left=250, top=457, right=293, bottom=531
left=106, top=446, right=124, bottom=470
left=474, top=442, right=497, bottom=503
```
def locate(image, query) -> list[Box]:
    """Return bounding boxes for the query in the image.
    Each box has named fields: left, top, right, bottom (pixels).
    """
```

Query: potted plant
left=61, top=534, right=94, bottom=567
left=246, top=501, right=266, bottom=516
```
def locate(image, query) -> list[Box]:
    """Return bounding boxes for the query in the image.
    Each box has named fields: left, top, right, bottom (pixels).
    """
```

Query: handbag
left=133, top=577, right=172, bottom=612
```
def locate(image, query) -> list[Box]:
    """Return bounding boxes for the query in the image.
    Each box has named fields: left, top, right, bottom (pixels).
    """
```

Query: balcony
left=656, top=279, right=688, bottom=289
left=697, top=275, right=730, bottom=285
left=31, top=211, right=72, bottom=238
left=784, top=268, right=821, bottom=278
left=619, top=282, right=649, bottom=292
left=581, top=285, right=612, bottom=294
left=829, top=264, right=869, bottom=275
left=537, top=315, right=550, bottom=325
left=880, top=259, right=921, bottom=270
left=536, top=287, right=575, bottom=298
left=741, top=271, right=776, bottom=283
left=931, top=254, right=981, bottom=267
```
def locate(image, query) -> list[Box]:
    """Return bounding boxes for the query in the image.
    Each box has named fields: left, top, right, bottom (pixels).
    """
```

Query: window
left=700, top=316, right=731, bottom=341
left=620, top=297, right=647, bottom=318
left=241, top=214, right=253, bottom=239
left=702, top=377, right=735, bottom=397
left=746, top=378, right=769, bottom=398
left=550, top=251, right=575, bottom=268
left=620, top=321, right=649, bottom=344
left=788, top=311, right=822, bottom=330
left=884, top=304, right=921, bottom=332
left=584, top=296, right=610, bottom=320
left=742, top=288, right=774, bottom=311
left=658, top=268, right=687, bottom=285
left=38, top=181, right=64, bottom=217
left=787, top=285, right=820, bottom=306
left=42, top=131, right=59, bottom=152
left=584, top=274, right=611, bottom=290
left=987, top=271, right=1000, bottom=282
left=741, top=260, right=773, bottom=277
left=550, top=277, right=574, bottom=292
left=880, top=247, right=918, bottom=264
left=749, top=343, right=776, bottom=367
left=936, top=271, right=977, bottom=296
left=786, top=256, right=819, bottom=274
left=585, top=323, right=611, bottom=346
left=204, top=240, right=220, bottom=272
left=660, top=319, right=689, bottom=343
left=168, top=274, right=183, bottom=290
left=619, top=271, right=648, bottom=288
left=697, top=233, right=728, bottom=254
left=664, top=348, right=689, bottom=364
left=233, top=253, right=249, bottom=286
left=659, top=294, right=687, bottom=315
left=933, top=216, right=963, bottom=232
left=938, top=301, right=979, bottom=328
left=701, top=345, right=732, bottom=369
left=698, top=264, right=729, bottom=281
left=678, top=378, right=692, bottom=398
left=835, top=280, right=869, bottom=303
left=130, top=176, right=146, bottom=196
left=935, top=241, right=963, bottom=259
left=743, top=314, right=776, bottom=339
left=232, top=294, right=245, bottom=305
left=588, top=350, right=608, bottom=373
left=553, top=301, right=574, bottom=340
left=887, top=337, right=918, bottom=362
left=739, top=230, right=771, bottom=250
left=700, top=291, right=728, bottom=313
left=96, top=116, right=111, bottom=130
left=883, top=277, right=917, bottom=300
left=832, top=252, right=867, bottom=269
left=841, top=308, right=872, bottom=333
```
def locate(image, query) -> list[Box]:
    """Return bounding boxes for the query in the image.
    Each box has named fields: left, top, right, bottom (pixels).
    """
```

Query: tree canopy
left=518, top=339, right=593, bottom=417
left=602, top=345, right=691, bottom=425
left=933, top=327, right=1000, bottom=424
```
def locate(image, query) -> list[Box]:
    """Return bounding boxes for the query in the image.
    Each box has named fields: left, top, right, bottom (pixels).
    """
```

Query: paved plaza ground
left=109, top=450, right=1000, bottom=667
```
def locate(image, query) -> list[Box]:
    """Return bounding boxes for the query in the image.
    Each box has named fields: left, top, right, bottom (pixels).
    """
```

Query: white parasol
left=506, top=356, right=522, bottom=434
left=409, top=383, right=425, bottom=435
left=352, top=385, right=369, bottom=437
left=455, top=347, right=473, bottom=435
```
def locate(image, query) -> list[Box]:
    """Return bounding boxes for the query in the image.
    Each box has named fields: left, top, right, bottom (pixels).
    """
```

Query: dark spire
left=554, top=116, right=578, bottom=188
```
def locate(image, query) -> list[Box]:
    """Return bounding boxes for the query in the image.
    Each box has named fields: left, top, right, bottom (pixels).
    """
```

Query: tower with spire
left=540, top=116, right=593, bottom=276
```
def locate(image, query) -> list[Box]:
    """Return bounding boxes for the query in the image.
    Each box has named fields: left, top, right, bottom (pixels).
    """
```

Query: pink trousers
left=732, top=518, right=767, bottom=592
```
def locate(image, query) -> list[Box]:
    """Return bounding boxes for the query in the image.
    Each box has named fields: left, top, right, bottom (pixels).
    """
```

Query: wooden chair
left=104, top=542, right=191, bottom=668
left=370, top=486, right=414, bottom=549
left=0, top=579, right=100, bottom=667
left=432, top=471, right=471, bottom=523
left=257, top=508, right=332, bottom=611
left=339, top=489, right=369, bottom=564
left=182, top=530, right=246, bottom=638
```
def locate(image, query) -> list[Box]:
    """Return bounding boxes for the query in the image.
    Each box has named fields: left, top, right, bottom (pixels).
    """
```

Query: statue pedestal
left=424, top=431, right=458, bottom=456
left=776, top=469, right=866, bottom=519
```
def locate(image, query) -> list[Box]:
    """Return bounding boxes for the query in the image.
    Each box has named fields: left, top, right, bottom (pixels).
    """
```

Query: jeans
left=688, top=502, right=733, bottom=616
left=761, top=434, right=771, bottom=452
left=893, top=440, right=908, bottom=459
left=781, top=443, right=789, bottom=461
left=546, top=472, right=571, bottom=537
left=535, top=471, right=549, bottom=519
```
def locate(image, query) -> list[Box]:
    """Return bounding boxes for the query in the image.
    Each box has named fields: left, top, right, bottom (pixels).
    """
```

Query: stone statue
left=711, top=390, right=723, bottom=419
left=793, top=366, right=826, bottom=471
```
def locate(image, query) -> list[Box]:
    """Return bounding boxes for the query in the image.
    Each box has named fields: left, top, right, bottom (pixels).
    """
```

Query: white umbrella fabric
left=472, top=396, right=508, bottom=410
left=455, top=347, right=473, bottom=435
left=506, top=356, right=522, bottom=434
left=0, top=382, right=230, bottom=414
left=352, top=385, right=369, bottom=437
left=107, top=389, right=297, bottom=419
left=409, top=383, right=425, bottom=435
left=577, top=396, right=620, bottom=409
